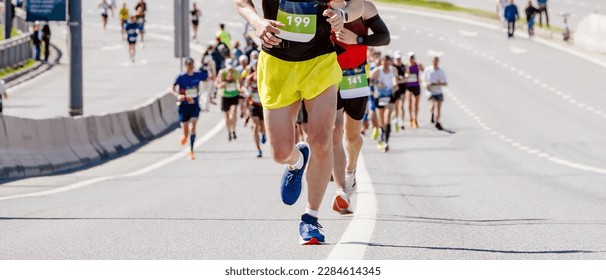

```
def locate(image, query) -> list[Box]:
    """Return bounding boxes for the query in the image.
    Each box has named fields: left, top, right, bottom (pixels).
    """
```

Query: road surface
left=0, top=1, right=605, bottom=259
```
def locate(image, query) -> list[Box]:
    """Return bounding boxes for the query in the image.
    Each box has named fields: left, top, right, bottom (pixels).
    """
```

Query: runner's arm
left=331, top=0, right=364, bottom=23
left=360, top=1, right=390, bottom=46
left=233, top=0, right=284, bottom=48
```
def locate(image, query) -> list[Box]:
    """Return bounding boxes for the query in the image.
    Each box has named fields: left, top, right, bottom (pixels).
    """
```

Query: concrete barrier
left=574, top=13, right=606, bottom=53
left=3, top=116, right=53, bottom=177
left=34, top=118, right=81, bottom=171
left=0, top=92, right=180, bottom=180
left=0, top=116, right=25, bottom=178
left=64, top=116, right=101, bottom=163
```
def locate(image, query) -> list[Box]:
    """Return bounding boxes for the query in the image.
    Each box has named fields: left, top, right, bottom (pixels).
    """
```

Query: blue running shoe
left=280, top=142, right=310, bottom=205
left=299, top=214, right=325, bottom=245
left=261, top=134, right=267, bottom=144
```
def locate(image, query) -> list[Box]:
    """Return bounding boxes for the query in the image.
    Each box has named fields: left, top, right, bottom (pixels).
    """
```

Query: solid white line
left=327, top=153, right=377, bottom=260
left=0, top=121, right=226, bottom=202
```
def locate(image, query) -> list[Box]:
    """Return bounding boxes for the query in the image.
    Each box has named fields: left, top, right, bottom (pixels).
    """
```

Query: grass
left=376, top=0, right=498, bottom=19
left=0, top=59, right=37, bottom=78
left=0, top=26, right=21, bottom=40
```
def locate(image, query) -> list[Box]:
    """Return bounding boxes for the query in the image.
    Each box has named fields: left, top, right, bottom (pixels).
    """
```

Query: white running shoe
left=344, top=171, right=357, bottom=197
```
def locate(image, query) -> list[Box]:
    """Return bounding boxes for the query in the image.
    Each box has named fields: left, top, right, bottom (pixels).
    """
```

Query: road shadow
left=343, top=241, right=601, bottom=255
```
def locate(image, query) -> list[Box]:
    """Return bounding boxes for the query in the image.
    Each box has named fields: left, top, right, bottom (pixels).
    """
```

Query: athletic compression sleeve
left=359, top=14, right=390, bottom=46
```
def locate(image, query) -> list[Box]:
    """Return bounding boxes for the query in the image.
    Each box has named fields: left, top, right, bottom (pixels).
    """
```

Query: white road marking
left=447, top=91, right=606, bottom=175
left=375, top=4, right=606, bottom=69
left=458, top=30, right=478, bottom=37
left=510, top=46, right=527, bottom=54
left=101, top=44, right=124, bottom=51
left=327, top=153, right=377, bottom=260
left=0, top=121, right=226, bottom=202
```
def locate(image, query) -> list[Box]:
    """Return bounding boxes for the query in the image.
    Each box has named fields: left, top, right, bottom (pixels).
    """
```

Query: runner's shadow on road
left=342, top=242, right=602, bottom=255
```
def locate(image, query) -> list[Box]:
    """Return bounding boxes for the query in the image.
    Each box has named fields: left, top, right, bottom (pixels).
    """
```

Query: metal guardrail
left=0, top=3, right=33, bottom=69
left=0, top=33, right=32, bottom=69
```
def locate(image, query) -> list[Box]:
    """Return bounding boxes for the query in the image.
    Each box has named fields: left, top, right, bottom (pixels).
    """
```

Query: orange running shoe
left=180, top=135, right=188, bottom=146
left=413, top=120, right=419, bottom=129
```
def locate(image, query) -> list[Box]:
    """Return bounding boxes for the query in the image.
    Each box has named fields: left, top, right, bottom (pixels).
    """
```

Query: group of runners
left=98, top=0, right=147, bottom=62
left=171, top=0, right=449, bottom=245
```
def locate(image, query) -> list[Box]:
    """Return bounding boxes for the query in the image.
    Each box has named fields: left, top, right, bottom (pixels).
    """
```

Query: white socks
left=305, top=208, right=319, bottom=218
left=288, top=150, right=304, bottom=171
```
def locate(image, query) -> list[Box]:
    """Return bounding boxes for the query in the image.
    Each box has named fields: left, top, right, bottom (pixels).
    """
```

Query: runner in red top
left=330, top=0, right=391, bottom=215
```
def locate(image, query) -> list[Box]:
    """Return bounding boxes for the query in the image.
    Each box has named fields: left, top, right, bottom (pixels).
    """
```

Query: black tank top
left=262, top=0, right=335, bottom=62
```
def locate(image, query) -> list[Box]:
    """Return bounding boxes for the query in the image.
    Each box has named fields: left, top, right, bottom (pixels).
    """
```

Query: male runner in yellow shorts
left=233, top=0, right=363, bottom=245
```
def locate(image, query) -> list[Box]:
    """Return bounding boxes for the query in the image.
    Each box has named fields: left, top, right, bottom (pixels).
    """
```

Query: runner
left=98, top=0, right=110, bottom=31
left=191, top=3, right=202, bottom=41
left=405, top=51, right=424, bottom=129
left=423, top=56, right=448, bottom=130
left=234, top=0, right=363, bottom=245
left=367, top=49, right=382, bottom=141
left=236, top=55, right=250, bottom=124
left=216, top=23, right=232, bottom=49
left=370, top=55, right=398, bottom=152
left=199, top=53, right=216, bottom=112
left=119, top=2, right=129, bottom=41
left=215, top=59, right=241, bottom=141
left=135, top=0, right=147, bottom=48
left=124, top=15, right=140, bottom=62
left=330, top=0, right=391, bottom=214
left=393, top=51, right=406, bottom=132
left=172, top=57, right=208, bottom=160
left=244, top=65, right=267, bottom=157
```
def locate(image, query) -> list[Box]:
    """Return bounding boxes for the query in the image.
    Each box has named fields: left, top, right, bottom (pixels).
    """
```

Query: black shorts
left=250, top=105, right=264, bottom=120
left=221, top=96, right=240, bottom=112
left=395, top=84, right=407, bottom=100
left=337, top=92, right=368, bottom=121
left=407, top=85, right=421, bottom=96
left=192, top=20, right=199, bottom=26
left=297, top=102, right=308, bottom=124
left=101, top=13, right=108, bottom=18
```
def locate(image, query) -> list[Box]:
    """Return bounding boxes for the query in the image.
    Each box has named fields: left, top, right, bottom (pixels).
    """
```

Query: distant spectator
left=216, top=23, right=232, bottom=48
left=536, top=0, right=549, bottom=27
left=31, top=21, right=42, bottom=61
left=525, top=1, right=538, bottom=37
left=504, top=0, right=519, bottom=38
left=0, top=79, right=7, bottom=114
left=41, top=22, right=51, bottom=61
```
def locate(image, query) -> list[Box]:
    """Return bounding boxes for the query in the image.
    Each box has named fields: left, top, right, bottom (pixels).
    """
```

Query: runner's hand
left=254, top=19, right=284, bottom=48
left=323, top=9, right=344, bottom=33
left=336, top=28, right=357, bottom=45
left=177, top=95, right=186, bottom=102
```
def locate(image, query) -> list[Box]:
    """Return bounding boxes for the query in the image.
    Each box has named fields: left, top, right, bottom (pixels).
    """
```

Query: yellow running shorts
left=257, top=51, right=342, bottom=110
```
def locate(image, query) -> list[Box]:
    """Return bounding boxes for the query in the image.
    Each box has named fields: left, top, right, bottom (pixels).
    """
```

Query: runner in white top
left=422, top=56, right=448, bottom=130
left=369, top=55, right=398, bottom=152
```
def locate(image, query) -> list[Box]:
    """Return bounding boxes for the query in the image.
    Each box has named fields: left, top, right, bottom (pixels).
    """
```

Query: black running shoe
left=436, top=122, right=443, bottom=130
left=232, top=131, right=237, bottom=140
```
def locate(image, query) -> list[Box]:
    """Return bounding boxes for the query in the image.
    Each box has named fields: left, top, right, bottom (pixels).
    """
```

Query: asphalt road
left=0, top=1, right=605, bottom=259
left=450, top=0, right=603, bottom=29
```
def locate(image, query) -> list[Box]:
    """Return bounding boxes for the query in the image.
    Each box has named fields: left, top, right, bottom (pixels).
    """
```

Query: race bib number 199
left=276, top=0, right=317, bottom=43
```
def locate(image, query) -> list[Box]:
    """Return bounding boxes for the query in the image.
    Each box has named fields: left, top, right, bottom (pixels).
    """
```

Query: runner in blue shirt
left=124, top=16, right=140, bottom=62
left=173, top=57, right=209, bottom=160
